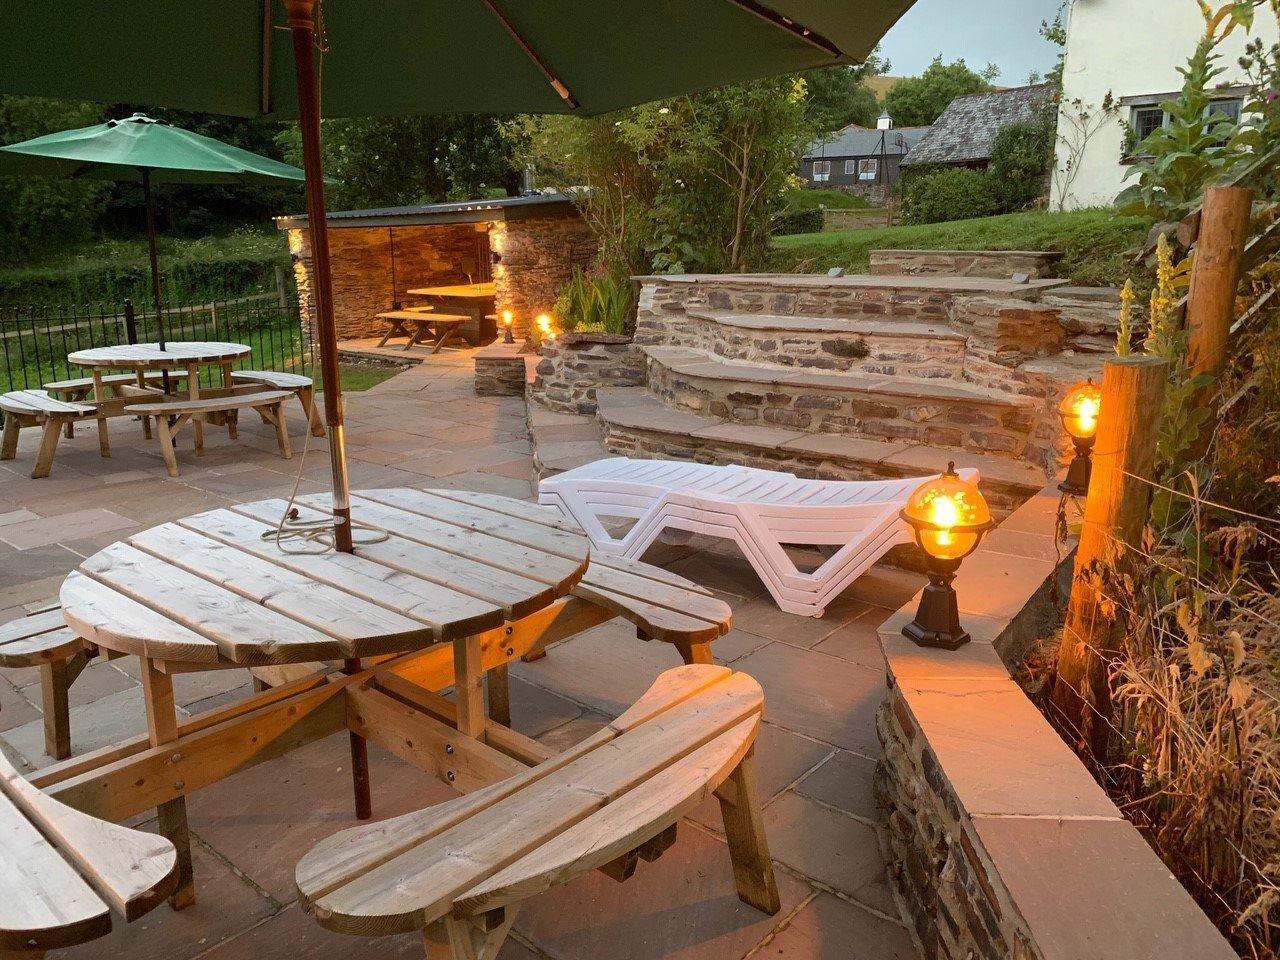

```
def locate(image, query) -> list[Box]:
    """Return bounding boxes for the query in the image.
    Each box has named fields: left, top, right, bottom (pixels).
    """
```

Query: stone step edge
left=643, top=345, right=1036, bottom=409
left=595, top=387, right=1047, bottom=492
left=682, top=310, right=966, bottom=341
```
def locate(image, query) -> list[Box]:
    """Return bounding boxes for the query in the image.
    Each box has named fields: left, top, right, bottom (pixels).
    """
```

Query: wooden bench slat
left=0, top=791, right=109, bottom=951
left=297, top=668, right=762, bottom=935
left=229, top=370, right=313, bottom=390
left=235, top=499, right=556, bottom=621
left=43, top=372, right=186, bottom=393
left=0, top=625, right=83, bottom=668
left=0, top=389, right=96, bottom=417
left=179, top=508, right=504, bottom=642
left=0, top=608, right=67, bottom=645
left=78, top=543, right=349, bottom=666
left=0, top=750, right=177, bottom=926
left=456, top=714, right=757, bottom=915
left=124, top=389, right=291, bottom=417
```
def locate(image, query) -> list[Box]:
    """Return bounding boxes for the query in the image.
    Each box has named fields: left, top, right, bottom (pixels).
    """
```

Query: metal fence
left=0, top=290, right=311, bottom=394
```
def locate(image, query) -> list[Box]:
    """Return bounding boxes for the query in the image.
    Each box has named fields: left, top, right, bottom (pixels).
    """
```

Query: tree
left=277, top=115, right=521, bottom=210
left=0, top=96, right=107, bottom=258
left=989, top=117, right=1056, bottom=211
left=881, top=56, right=996, bottom=127
left=515, top=75, right=818, bottom=275
left=802, top=50, right=890, bottom=131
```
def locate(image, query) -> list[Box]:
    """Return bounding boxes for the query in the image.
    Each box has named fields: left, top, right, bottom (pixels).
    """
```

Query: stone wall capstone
left=870, top=249, right=1063, bottom=279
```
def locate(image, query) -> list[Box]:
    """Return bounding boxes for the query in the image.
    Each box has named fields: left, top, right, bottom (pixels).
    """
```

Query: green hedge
left=773, top=207, right=826, bottom=236
left=900, top=168, right=1000, bottom=225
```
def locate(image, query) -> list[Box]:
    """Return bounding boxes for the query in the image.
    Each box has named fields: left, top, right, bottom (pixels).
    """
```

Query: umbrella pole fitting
left=287, top=0, right=353, bottom=553
left=141, top=168, right=172, bottom=393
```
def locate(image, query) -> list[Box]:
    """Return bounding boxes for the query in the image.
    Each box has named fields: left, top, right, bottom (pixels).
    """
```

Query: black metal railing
left=1, top=290, right=311, bottom=394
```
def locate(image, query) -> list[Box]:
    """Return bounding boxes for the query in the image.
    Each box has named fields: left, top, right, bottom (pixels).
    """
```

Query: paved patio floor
left=0, top=350, right=923, bottom=960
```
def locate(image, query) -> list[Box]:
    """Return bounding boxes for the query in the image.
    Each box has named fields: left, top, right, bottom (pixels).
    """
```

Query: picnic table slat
left=354, top=488, right=590, bottom=560
left=236, top=500, right=561, bottom=621
left=60, top=571, right=220, bottom=664
left=179, top=508, right=504, bottom=642
left=78, top=543, right=348, bottom=665
left=127, top=524, right=437, bottom=656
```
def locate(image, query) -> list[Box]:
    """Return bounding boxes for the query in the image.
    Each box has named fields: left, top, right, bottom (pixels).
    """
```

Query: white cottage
left=1052, top=0, right=1278, bottom=210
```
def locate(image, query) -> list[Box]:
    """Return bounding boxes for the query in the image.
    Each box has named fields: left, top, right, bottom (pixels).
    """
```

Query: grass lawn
left=317, top=363, right=400, bottom=393
left=767, top=208, right=1151, bottom=287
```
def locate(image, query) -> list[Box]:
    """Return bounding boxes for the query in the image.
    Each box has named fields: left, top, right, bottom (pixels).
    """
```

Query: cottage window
left=1129, top=97, right=1243, bottom=154
left=844, top=159, right=856, bottom=175
left=857, top=158, right=878, bottom=181
left=812, top=159, right=830, bottom=182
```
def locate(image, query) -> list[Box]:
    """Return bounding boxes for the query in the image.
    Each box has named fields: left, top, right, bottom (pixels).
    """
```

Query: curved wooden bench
left=0, top=607, right=93, bottom=761
left=1, top=390, right=98, bottom=478
left=0, top=748, right=177, bottom=956
left=125, top=390, right=293, bottom=477
left=43, top=371, right=187, bottom=401
left=296, top=664, right=778, bottom=957
left=230, top=370, right=325, bottom=438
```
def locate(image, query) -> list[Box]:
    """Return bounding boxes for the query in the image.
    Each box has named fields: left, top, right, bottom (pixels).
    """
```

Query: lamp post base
left=1057, top=450, right=1093, bottom=497
left=902, top=577, right=970, bottom=650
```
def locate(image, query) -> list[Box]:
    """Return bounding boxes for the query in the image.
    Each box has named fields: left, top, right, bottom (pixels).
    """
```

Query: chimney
left=877, top=111, right=893, bottom=130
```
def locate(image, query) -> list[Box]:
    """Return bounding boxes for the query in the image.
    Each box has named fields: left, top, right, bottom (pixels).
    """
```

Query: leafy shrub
left=989, top=119, right=1055, bottom=212
left=900, top=168, right=999, bottom=224
left=553, top=268, right=634, bottom=335
left=772, top=207, right=824, bottom=236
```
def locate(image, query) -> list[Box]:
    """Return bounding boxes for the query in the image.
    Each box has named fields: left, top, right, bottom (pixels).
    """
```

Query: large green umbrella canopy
left=0, top=113, right=307, bottom=354
left=0, top=1, right=913, bottom=119
left=0, top=0, right=917, bottom=553
left=0, top=112, right=309, bottom=183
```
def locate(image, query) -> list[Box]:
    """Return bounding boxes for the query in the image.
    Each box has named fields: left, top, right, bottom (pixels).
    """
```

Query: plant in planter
left=553, top=268, right=635, bottom=336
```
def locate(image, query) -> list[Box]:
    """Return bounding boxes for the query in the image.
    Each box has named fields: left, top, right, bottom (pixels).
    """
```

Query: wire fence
left=0, top=289, right=311, bottom=395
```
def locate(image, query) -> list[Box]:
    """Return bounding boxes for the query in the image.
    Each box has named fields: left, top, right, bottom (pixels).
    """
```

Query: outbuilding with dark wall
left=800, top=114, right=932, bottom=202
left=277, top=193, right=596, bottom=343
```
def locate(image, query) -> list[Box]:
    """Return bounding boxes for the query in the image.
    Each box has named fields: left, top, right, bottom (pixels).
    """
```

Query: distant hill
left=865, top=75, right=904, bottom=100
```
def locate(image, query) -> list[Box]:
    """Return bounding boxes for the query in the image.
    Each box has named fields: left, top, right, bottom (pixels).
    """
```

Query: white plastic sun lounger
left=539, top=457, right=979, bottom=617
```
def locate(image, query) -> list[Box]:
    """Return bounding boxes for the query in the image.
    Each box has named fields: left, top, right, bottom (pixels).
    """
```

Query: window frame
left=857, top=158, right=879, bottom=181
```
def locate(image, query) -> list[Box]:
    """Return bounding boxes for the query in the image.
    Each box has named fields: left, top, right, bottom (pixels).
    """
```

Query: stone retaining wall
left=531, top=332, right=645, bottom=415
left=870, top=249, right=1063, bottom=279
left=473, top=341, right=529, bottom=397
left=874, top=488, right=1237, bottom=960
left=490, top=216, right=597, bottom=339
left=635, top=310, right=967, bottom=379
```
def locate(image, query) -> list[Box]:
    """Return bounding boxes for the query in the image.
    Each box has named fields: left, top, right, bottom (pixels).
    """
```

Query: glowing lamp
left=1057, top=379, right=1102, bottom=496
left=899, top=463, right=992, bottom=650
left=502, top=309, right=515, bottom=344
left=536, top=313, right=556, bottom=340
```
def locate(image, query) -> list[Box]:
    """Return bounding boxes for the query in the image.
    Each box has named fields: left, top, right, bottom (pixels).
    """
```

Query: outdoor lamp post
left=900, top=463, right=993, bottom=650
left=502, top=310, right=516, bottom=344
left=1057, top=379, right=1102, bottom=496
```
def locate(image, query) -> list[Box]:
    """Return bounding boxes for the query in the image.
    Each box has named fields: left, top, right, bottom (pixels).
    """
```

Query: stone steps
left=641, top=309, right=969, bottom=378
left=593, top=387, right=1045, bottom=516
left=642, top=345, right=1038, bottom=460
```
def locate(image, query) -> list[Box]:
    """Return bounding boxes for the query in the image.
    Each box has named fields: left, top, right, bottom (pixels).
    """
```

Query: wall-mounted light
left=1058, top=379, right=1102, bottom=496
left=900, top=463, right=992, bottom=650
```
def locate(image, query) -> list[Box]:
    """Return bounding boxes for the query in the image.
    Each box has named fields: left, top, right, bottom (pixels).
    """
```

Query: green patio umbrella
left=0, top=113, right=307, bottom=355
left=0, top=0, right=918, bottom=553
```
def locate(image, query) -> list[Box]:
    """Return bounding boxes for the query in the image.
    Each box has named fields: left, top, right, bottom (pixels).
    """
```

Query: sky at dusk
left=876, top=0, right=1064, bottom=85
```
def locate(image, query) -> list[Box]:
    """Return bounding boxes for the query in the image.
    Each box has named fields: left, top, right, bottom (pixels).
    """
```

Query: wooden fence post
left=1185, top=185, right=1251, bottom=395
left=1050, top=355, right=1168, bottom=759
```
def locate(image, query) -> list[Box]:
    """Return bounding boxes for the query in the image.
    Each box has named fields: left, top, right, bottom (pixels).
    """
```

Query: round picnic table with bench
left=25, top=486, right=774, bottom=958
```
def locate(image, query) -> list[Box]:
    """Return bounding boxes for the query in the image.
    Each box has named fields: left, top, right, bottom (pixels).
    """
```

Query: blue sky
left=876, top=0, right=1064, bottom=85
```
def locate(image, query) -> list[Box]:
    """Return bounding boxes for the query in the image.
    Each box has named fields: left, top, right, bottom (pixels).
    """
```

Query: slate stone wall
left=491, top=217, right=598, bottom=339
left=531, top=333, right=646, bottom=415
left=870, top=249, right=1063, bottom=279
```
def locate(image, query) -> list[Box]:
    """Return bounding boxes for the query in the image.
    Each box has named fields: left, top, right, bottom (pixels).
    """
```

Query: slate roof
left=275, top=192, right=579, bottom=229
left=804, top=124, right=932, bottom=160
left=901, top=83, right=1057, bottom=166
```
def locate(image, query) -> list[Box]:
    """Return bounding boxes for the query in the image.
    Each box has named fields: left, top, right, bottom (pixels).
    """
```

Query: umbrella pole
left=141, top=168, right=172, bottom=393
left=286, top=0, right=353, bottom=554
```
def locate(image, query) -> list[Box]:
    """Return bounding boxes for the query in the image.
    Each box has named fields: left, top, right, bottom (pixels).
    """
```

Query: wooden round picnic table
left=66, top=341, right=251, bottom=453
left=58, top=486, right=592, bottom=909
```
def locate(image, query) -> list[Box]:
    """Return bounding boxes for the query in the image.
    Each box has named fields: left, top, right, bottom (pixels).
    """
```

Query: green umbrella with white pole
left=0, top=113, right=308, bottom=358
left=0, top=0, right=919, bottom=551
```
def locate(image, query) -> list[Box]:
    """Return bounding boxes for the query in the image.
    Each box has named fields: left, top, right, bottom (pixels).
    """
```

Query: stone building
left=276, top=194, right=597, bottom=342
